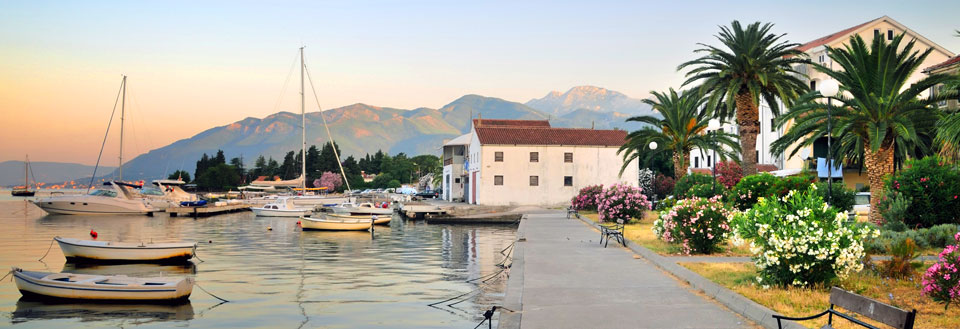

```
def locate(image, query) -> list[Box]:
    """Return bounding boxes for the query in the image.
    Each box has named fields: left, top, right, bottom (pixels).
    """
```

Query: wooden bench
left=599, top=218, right=625, bottom=248
left=773, top=286, right=916, bottom=329
left=566, top=206, right=579, bottom=219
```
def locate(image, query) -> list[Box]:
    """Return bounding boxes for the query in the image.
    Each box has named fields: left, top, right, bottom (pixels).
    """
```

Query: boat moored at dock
left=11, top=267, right=193, bottom=302
left=300, top=214, right=373, bottom=231
left=33, top=182, right=156, bottom=215
left=54, top=237, right=197, bottom=263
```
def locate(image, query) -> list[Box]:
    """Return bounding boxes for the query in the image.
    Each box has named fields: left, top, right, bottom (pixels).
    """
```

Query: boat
left=11, top=267, right=193, bottom=302
left=12, top=155, right=36, bottom=197
left=326, top=213, right=391, bottom=225
left=138, top=179, right=199, bottom=210
left=347, top=202, right=394, bottom=216
left=252, top=197, right=312, bottom=217
left=34, top=182, right=155, bottom=215
left=55, top=236, right=197, bottom=263
left=300, top=214, right=373, bottom=231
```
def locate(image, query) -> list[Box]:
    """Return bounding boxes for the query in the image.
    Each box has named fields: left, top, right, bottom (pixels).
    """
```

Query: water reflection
left=12, top=298, right=194, bottom=324
left=0, top=201, right=516, bottom=328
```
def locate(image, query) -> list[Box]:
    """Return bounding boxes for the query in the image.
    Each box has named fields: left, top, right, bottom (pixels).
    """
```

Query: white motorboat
left=347, top=202, right=393, bottom=216
left=34, top=182, right=155, bottom=215
left=11, top=267, right=193, bottom=302
left=139, top=180, right=199, bottom=210
left=252, top=197, right=312, bottom=217
left=326, top=213, right=391, bottom=225
left=300, top=214, right=373, bottom=231
left=55, top=237, right=197, bottom=263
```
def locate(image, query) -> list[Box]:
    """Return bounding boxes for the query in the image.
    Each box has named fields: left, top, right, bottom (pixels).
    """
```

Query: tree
left=370, top=172, right=395, bottom=188
left=278, top=151, right=297, bottom=179
left=935, top=32, right=960, bottom=162
left=411, top=154, right=441, bottom=181
left=771, top=33, right=956, bottom=222
left=167, top=170, right=191, bottom=183
left=194, top=153, right=210, bottom=182
left=318, top=142, right=342, bottom=174
left=252, top=155, right=267, bottom=178
left=195, top=163, right=241, bottom=191
left=214, top=150, right=226, bottom=165
left=678, top=21, right=809, bottom=175
left=618, top=88, right=740, bottom=179
left=306, top=145, right=321, bottom=180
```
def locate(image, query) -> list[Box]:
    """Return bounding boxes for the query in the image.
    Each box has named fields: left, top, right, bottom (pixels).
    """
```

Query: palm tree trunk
left=735, top=92, right=759, bottom=176
left=864, top=140, right=895, bottom=223
left=673, top=152, right=687, bottom=179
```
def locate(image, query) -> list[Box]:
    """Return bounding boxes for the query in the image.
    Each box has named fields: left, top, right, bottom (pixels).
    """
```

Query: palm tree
left=935, top=30, right=960, bottom=162
left=678, top=21, right=809, bottom=175
left=771, top=33, right=957, bottom=222
left=618, top=88, right=740, bottom=179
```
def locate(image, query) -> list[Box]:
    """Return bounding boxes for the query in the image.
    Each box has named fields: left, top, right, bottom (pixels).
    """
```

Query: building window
left=564, top=176, right=573, bottom=186
left=874, top=29, right=880, bottom=38
left=810, top=80, right=816, bottom=90
left=887, top=29, right=893, bottom=41
left=771, top=118, right=776, bottom=132
left=564, top=152, right=573, bottom=163
left=530, top=152, right=539, bottom=162
left=694, top=157, right=699, bottom=168
left=494, top=175, right=503, bottom=186
left=495, top=152, right=503, bottom=162
left=756, top=150, right=760, bottom=161
left=529, top=176, right=539, bottom=186
left=707, top=155, right=712, bottom=165
left=455, top=178, right=460, bottom=184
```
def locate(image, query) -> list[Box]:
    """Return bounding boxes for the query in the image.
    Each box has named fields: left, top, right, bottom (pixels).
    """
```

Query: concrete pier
left=501, top=212, right=752, bottom=329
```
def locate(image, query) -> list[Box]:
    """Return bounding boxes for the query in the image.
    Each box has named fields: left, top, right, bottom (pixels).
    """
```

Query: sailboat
left=12, top=155, right=35, bottom=197
left=34, top=76, right=155, bottom=215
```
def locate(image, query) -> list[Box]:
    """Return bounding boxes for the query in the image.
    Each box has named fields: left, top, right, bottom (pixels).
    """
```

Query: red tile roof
left=473, top=119, right=550, bottom=128
left=757, top=164, right=779, bottom=173
left=691, top=168, right=712, bottom=175
left=924, top=55, right=960, bottom=73
left=795, top=18, right=877, bottom=53
left=475, top=126, right=627, bottom=146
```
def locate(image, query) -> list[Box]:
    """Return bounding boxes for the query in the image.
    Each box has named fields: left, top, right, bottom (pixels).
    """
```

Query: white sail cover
left=249, top=175, right=305, bottom=187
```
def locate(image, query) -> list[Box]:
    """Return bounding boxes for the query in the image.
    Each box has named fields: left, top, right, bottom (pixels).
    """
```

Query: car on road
left=416, top=188, right=442, bottom=199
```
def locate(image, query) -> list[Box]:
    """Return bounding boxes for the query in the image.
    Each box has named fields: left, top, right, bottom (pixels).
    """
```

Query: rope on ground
left=194, top=282, right=230, bottom=303
left=37, top=238, right=55, bottom=262
left=193, top=247, right=205, bottom=263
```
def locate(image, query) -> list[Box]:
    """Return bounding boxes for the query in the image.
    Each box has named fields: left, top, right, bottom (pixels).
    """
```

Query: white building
left=689, top=16, right=955, bottom=189
left=442, top=119, right=639, bottom=206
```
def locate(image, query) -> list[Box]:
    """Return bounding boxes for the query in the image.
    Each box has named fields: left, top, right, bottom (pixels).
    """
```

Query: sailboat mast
left=119, top=75, right=126, bottom=181
left=300, top=47, right=306, bottom=192
left=24, top=155, right=28, bottom=188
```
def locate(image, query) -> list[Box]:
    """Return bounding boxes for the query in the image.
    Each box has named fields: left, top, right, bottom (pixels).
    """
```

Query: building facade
left=689, top=16, right=955, bottom=190
left=442, top=119, right=639, bottom=206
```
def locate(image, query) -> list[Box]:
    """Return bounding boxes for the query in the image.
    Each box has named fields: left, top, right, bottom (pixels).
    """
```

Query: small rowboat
left=11, top=267, right=193, bottom=302
left=252, top=197, right=313, bottom=217
left=300, top=215, right=373, bottom=231
left=325, top=213, right=391, bottom=225
left=347, top=202, right=394, bottom=216
left=55, top=237, right=197, bottom=263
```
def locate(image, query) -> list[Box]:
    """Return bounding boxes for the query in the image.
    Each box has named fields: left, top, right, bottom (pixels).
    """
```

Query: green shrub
left=772, top=175, right=816, bottom=196
left=865, top=224, right=960, bottom=254
left=653, top=196, right=732, bottom=254
left=731, top=173, right=779, bottom=210
left=732, top=184, right=877, bottom=287
left=879, top=238, right=920, bottom=279
left=881, top=156, right=960, bottom=228
left=673, top=173, right=715, bottom=198
left=881, top=191, right=912, bottom=227
left=686, top=183, right=726, bottom=199
left=814, top=182, right=856, bottom=213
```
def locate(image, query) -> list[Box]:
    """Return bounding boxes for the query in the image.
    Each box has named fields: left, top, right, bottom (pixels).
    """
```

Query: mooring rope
left=499, top=241, right=515, bottom=255
left=37, top=238, right=56, bottom=261
left=0, top=270, right=13, bottom=283
left=194, top=282, right=230, bottom=303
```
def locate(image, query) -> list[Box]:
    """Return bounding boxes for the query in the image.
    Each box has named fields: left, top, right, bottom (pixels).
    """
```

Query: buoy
left=297, top=221, right=301, bottom=226
left=89, top=230, right=98, bottom=238
left=208, top=240, right=213, bottom=243
left=267, top=226, right=273, bottom=231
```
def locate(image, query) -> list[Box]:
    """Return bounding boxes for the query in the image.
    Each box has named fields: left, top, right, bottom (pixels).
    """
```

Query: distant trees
left=167, top=170, right=191, bottom=182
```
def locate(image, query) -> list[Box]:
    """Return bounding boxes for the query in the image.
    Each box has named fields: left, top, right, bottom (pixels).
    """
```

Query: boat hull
left=56, top=238, right=196, bottom=263
left=34, top=197, right=152, bottom=215
left=326, top=214, right=391, bottom=225
left=252, top=208, right=312, bottom=217
left=348, top=208, right=393, bottom=216
left=12, top=269, right=192, bottom=303
left=12, top=190, right=35, bottom=197
left=300, top=217, right=372, bottom=231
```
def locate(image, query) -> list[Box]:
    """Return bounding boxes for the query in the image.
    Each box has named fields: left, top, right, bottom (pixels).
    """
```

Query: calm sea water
left=0, top=198, right=515, bottom=328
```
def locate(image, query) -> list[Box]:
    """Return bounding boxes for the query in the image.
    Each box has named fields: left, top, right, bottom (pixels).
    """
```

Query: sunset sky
left=2, top=0, right=958, bottom=165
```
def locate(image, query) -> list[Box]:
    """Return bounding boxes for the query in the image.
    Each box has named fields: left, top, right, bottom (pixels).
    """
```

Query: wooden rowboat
left=300, top=215, right=373, bottom=231
left=11, top=267, right=193, bottom=302
left=325, top=213, right=391, bottom=225
left=55, top=237, right=196, bottom=263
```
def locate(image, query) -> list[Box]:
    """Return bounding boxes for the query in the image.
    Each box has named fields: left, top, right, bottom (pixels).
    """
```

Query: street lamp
left=819, top=79, right=840, bottom=205
left=648, top=141, right=658, bottom=207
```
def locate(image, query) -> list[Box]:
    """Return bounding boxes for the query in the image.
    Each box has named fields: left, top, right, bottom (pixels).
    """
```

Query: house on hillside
left=688, top=16, right=955, bottom=190
left=441, top=118, right=639, bottom=206
left=925, top=54, right=960, bottom=111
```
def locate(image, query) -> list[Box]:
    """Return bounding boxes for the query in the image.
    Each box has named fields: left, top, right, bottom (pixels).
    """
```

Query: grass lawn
left=682, top=262, right=960, bottom=329
left=578, top=211, right=752, bottom=256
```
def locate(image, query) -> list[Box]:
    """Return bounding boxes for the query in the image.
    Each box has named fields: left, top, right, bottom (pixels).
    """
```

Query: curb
left=498, top=214, right=526, bottom=329
left=574, top=214, right=806, bottom=329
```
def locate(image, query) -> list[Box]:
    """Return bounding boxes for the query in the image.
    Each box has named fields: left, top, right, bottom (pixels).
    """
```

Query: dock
left=162, top=204, right=251, bottom=218
left=397, top=202, right=448, bottom=219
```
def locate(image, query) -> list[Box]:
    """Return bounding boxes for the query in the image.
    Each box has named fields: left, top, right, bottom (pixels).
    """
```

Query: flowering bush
left=653, top=196, right=732, bottom=254
left=597, top=183, right=651, bottom=222
left=686, top=183, right=726, bottom=199
left=732, top=184, right=878, bottom=287
left=674, top=173, right=715, bottom=198
left=316, top=171, right=343, bottom=190
left=638, top=169, right=655, bottom=199
left=881, top=156, right=960, bottom=228
left=715, top=161, right=742, bottom=188
left=922, top=232, right=960, bottom=310
left=731, top=173, right=778, bottom=210
left=771, top=175, right=816, bottom=197
left=571, top=184, right=604, bottom=211
left=654, top=173, right=675, bottom=200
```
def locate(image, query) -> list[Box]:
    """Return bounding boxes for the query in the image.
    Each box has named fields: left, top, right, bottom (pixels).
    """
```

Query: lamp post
left=649, top=141, right=658, bottom=206
left=819, top=79, right=840, bottom=205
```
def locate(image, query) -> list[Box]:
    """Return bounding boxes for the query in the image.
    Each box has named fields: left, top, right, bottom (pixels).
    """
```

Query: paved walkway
left=506, top=212, right=752, bottom=329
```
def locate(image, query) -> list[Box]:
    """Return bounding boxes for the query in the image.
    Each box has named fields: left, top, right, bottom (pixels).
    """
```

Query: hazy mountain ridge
left=0, top=161, right=115, bottom=187
left=8, top=87, right=653, bottom=183
left=525, top=85, right=653, bottom=117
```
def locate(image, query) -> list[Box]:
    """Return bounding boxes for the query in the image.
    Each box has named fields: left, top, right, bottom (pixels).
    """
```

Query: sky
left=1, top=0, right=959, bottom=165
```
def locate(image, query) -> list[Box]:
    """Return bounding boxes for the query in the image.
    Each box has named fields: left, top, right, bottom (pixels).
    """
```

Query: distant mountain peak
left=525, top=85, right=651, bottom=117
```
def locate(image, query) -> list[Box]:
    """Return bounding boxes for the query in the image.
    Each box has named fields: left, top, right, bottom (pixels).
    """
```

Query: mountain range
left=4, top=86, right=654, bottom=184
left=0, top=161, right=114, bottom=187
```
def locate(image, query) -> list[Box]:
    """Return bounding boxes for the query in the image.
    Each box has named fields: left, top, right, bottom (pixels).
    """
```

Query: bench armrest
left=771, top=309, right=830, bottom=322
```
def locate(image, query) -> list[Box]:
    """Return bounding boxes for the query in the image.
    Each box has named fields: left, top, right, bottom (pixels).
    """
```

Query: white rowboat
left=325, top=213, right=391, bottom=225
left=11, top=267, right=193, bottom=302
left=347, top=202, right=393, bottom=216
left=252, top=197, right=313, bottom=217
left=300, top=215, right=373, bottom=231
left=55, top=237, right=196, bottom=263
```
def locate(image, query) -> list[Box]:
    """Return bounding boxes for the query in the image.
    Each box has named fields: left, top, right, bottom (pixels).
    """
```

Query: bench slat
left=829, top=287, right=913, bottom=329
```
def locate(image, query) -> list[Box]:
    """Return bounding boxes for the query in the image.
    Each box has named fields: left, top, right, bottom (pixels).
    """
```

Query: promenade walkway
left=502, top=212, right=752, bottom=329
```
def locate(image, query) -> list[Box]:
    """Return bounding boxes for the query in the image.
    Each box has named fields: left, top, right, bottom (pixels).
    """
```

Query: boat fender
left=267, top=226, right=272, bottom=231
left=89, top=230, right=98, bottom=239
left=296, top=221, right=301, bottom=226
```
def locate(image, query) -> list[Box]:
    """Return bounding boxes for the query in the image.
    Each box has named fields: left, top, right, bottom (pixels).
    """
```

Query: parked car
left=417, top=188, right=442, bottom=199
left=851, top=192, right=870, bottom=222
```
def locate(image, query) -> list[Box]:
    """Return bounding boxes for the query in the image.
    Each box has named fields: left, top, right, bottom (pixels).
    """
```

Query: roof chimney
left=591, top=121, right=595, bottom=129
left=478, top=113, right=482, bottom=127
